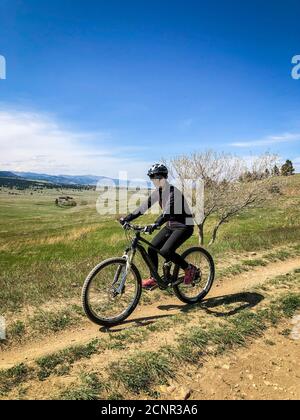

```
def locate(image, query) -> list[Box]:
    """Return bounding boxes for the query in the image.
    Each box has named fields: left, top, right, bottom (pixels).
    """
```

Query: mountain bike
left=82, top=223, right=215, bottom=327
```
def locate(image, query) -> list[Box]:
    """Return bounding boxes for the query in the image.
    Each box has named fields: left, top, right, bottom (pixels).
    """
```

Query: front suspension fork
left=114, top=248, right=136, bottom=295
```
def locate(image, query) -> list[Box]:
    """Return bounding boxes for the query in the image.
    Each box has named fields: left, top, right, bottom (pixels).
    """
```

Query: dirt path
left=160, top=318, right=300, bottom=400
left=1, top=256, right=300, bottom=369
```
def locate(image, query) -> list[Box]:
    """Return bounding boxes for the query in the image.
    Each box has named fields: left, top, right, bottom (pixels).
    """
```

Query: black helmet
left=147, top=163, right=168, bottom=178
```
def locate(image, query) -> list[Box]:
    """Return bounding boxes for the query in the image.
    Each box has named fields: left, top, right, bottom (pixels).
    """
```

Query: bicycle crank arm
left=157, top=276, right=181, bottom=289
left=172, top=276, right=184, bottom=286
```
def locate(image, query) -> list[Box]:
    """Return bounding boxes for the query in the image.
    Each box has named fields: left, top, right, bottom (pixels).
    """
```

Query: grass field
left=0, top=175, right=300, bottom=400
left=1, top=175, right=299, bottom=314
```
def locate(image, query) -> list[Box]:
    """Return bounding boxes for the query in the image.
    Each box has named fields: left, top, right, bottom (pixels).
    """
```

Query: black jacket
left=127, top=181, right=193, bottom=227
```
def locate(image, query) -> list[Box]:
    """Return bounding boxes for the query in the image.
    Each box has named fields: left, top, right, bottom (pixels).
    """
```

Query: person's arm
left=122, top=190, right=158, bottom=223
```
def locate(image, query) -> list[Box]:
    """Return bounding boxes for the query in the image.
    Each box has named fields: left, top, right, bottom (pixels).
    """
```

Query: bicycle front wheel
left=172, top=247, right=215, bottom=304
left=82, top=258, right=142, bottom=327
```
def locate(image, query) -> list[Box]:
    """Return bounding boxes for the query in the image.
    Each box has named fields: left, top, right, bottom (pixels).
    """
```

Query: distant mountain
left=0, top=171, right=22, bottom=178
left=9, top=171, right=151, bottom=188
left=13, top=171, right=112, bottom=186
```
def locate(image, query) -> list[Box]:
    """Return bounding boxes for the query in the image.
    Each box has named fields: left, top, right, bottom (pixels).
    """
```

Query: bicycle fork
left=112, top=247, right=136, bottom=295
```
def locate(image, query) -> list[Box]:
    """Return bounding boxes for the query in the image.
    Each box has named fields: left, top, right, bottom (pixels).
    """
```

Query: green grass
left=59, top=372, right=103, bottom=400
left=6, top=237, right=295, bottom=346
left=264, top=249, right=292, bottom=262
left=0, top=339, right=105, bottom=396
left=110, top=351, right=175, bottom=394
left=277, top=293, right=300, bottom=317
left=29, top=308, right=79, bottom=334
left=241, top=258, right=268, bottom=267
left=9, top=320, right=26, bottom=341
left=0, top=364, right=34, bottom=396
left=218, top=244, right=300, bottom=280
left=1, top=307, right=84, bottom=349
left=174, top=310, right=268, bottom=362
left=109, top=329, right=150, bottom=347
left=36, top=339, right=101, bottom=380
left=0, top=175, right=299, bottom=314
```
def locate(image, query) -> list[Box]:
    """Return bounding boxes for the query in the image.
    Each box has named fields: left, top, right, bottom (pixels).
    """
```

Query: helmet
left=147, top=163, right=168, bottom=178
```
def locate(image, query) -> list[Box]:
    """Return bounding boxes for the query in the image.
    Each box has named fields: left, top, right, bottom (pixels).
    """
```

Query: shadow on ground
left=99, top=314, right=172, bottom=333
left=101, top=292, right=264, bottom=333
left=158, top=292, right=265, bottom=317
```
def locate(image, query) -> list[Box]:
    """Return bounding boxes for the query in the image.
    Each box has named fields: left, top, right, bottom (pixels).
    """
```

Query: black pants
left=148, top=225, right=194, bottom=271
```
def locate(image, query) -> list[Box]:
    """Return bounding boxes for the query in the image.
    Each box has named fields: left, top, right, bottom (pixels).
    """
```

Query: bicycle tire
left=172, top=247, right=215, bottom=304
left=82, top=257, right=142, bottom=327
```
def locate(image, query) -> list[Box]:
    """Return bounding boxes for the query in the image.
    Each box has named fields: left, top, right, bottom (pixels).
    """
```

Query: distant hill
left=0, top=171, right=22, bottom=178
left=12, top=172, right=111, bottom=186
left=0, top=175, right=93, bottom=190
left=0, top=171, right=151, bottom=189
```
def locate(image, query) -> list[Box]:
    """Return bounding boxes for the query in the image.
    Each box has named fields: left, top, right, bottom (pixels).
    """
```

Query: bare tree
left=208, top=175, right=275, bottom=245
left=169, top=151, right=243, bottom=244
left=168, top=151, right=279, bottom=245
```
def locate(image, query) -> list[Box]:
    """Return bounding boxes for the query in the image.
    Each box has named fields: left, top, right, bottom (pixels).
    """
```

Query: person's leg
left=148, top=226, right=172, bottom=271
left=159, top=226, right=194, bottom=270
left=142, top=227, right=172, bottom=289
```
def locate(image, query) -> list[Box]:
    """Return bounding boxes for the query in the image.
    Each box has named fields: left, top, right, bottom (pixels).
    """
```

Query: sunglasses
left=149, top=175, right=164, bottom=180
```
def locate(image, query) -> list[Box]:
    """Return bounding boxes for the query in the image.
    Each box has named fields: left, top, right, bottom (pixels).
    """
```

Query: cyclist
left=120, top=163, right=198, bottom=290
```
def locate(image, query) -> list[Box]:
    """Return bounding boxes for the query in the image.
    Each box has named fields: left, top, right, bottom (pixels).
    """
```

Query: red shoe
left=142, top=277, right=158, bottom=290
left=184, top=264, right=198, bottom=285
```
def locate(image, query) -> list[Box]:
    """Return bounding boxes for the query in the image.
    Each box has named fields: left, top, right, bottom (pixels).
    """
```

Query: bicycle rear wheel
left=82, top=258, right=142, bottom=327
left=172, top=247, right=215, bottom=304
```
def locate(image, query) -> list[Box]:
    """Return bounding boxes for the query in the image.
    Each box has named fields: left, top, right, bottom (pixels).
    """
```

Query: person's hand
left=119, top=217, right=127, bottom=226
left=119, top=217, right=130, bottom=230
left=119, top=214, right=134, bottom=225
left=144, top=223, right=159, bottom=234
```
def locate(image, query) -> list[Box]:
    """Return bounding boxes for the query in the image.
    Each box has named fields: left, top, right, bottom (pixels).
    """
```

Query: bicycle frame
left=123, top=231, right=172, bottom=290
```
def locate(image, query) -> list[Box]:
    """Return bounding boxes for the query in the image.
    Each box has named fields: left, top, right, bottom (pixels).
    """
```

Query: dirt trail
left=160, top=319, right=300, bottom=400
left=1, top=256, right=300, bottom=369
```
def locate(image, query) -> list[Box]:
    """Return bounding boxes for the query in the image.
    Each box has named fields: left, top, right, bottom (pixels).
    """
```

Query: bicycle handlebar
left=120, top=221, right=156, bottom=234
left=123, top=222, right=147, bottom=232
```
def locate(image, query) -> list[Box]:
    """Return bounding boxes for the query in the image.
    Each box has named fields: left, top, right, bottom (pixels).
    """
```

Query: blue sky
left=0, top=0, right=300, bottom=177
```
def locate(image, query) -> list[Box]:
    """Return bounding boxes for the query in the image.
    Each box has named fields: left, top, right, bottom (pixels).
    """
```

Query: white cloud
left=0, top=108, right=152, bottom=179
left=230, top=132, right=300, bottom=148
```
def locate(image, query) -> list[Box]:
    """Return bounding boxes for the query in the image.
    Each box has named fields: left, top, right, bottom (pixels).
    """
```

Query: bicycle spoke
left=176, top=249, right=213, bottom=300
left=86, top=261, right=138, bottom=321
